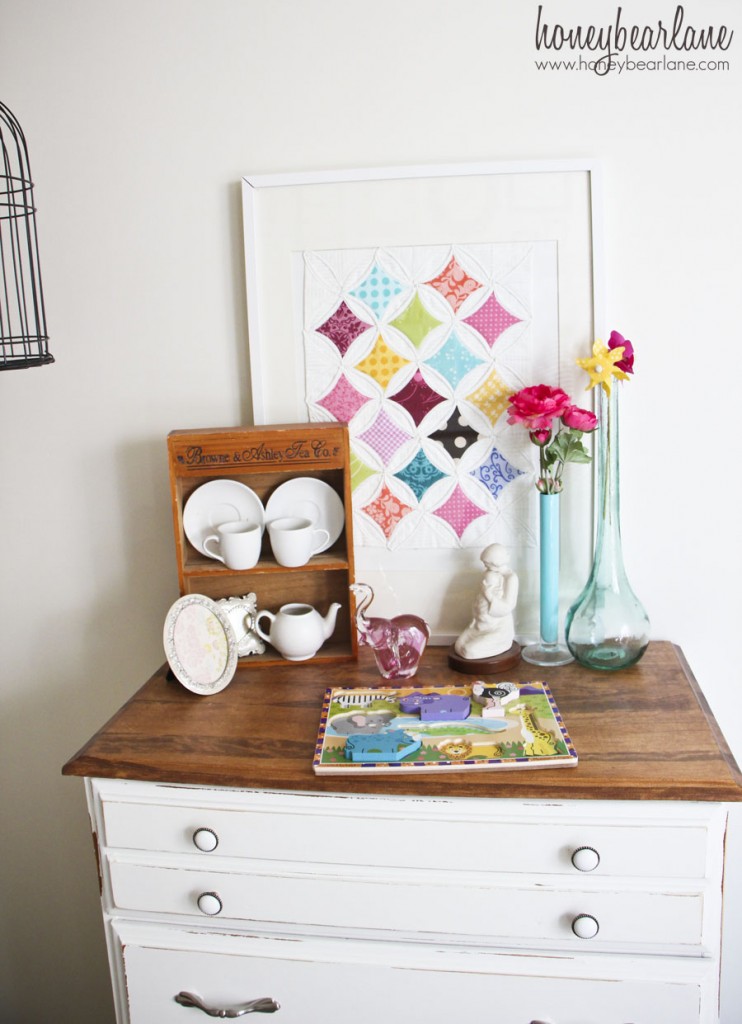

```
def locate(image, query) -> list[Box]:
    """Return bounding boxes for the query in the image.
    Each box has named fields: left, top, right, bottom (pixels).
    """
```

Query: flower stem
left=603, top=391, right=612, bottom=523
left=540, top=445, right=549, bottom=493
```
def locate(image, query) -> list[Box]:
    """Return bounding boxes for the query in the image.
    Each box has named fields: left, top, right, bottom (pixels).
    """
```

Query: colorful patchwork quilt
left=303, top=243, right=557, bottom=552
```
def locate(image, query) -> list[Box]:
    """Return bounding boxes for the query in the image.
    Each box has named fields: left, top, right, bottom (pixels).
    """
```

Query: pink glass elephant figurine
left=350, top=582, right=430, bottom=680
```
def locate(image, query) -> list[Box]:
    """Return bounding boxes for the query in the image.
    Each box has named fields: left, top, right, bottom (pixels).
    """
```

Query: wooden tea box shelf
left=167, top=422, right=357, bottom=665
left=64, top=643, right=742, bottom=1024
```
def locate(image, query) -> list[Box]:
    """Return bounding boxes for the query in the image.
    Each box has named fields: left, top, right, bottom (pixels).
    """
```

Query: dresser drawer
left=96, top=782, right=720, bottom=880
left=106, top=853, right=710, bottom=955
left=115, top=921, right=719, bottom=1024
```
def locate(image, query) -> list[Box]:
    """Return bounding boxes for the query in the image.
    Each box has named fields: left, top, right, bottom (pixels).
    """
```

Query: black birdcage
left=0, top=101, right=53, bottom=370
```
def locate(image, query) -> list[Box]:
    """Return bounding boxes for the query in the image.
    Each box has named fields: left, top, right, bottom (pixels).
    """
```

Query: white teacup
left=203, top=520, right=262, bottom=570
left=268, top=516, right=330, bottom=568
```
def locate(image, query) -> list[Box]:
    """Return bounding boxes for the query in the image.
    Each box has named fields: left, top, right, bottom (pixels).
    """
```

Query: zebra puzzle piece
left=471, top=681, right=520, bottom=719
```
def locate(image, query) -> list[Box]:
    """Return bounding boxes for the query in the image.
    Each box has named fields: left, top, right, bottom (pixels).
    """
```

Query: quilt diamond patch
left=462, top=291, right=521, bottom=347
left=394, top=449, right=446, bottom=501
left=317, top=300, right=372, bottom=355
left=390, top=291, right=443, bottom=349
left=425, top=255, right=484, bottom=313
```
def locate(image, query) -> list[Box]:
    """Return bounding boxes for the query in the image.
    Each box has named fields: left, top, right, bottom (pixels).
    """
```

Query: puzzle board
left=313, top=680, right=577, bottom=775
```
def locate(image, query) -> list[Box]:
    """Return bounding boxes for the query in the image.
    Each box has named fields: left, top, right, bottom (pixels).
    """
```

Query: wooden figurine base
left=448, top=641, right=522, bottom=675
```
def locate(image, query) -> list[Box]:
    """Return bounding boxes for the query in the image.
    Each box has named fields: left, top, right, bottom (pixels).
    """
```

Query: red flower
left=608, top=330, right=635, bottom=374
left=562, top=405, right=598, bottom=432
left=507, top=385, right=571, bottom=430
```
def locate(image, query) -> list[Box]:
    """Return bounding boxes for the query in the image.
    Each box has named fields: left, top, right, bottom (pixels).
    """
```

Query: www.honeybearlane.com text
left=535, top=4, right=733, bottom=75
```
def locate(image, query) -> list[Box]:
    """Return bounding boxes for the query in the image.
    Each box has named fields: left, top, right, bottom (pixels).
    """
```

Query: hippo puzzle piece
left=398, top=691, right=471, bottom=721
left=314, top=681, right=577, bottom=775
left=344, top=730, right=422, bottom=763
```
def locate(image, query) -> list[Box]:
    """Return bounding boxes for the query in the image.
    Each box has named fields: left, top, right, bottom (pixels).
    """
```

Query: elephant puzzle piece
left=344, top=729, right=422, bottom=763
left=398, top=691, right=471, bottom=721
left=330, top=711, right=396, bottom=735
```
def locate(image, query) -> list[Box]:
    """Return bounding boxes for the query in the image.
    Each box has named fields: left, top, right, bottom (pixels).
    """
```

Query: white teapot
left=255, top=602, right=341, bottom=661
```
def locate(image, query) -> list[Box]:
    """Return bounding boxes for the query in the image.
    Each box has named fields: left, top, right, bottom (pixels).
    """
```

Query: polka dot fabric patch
left=349, top=263, right=406, bottom=319
left=462, top=292, right=522, bottom=348
left=433, top=484, right=489, bottom=539
left=354, top=335, right=410, bottom=391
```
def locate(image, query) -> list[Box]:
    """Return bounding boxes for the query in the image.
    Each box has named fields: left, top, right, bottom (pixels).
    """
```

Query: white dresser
left=65, top=643, right=742, bottom=1023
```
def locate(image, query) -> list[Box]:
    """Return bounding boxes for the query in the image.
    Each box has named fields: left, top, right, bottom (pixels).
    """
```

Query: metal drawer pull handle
left=197, top=891, right=223, bottom=916
left=193, top=827, right=219, bottom=852
left=571, top=912, right=600, bottom=939
left=175, top=992, right=280, bottom=1016
left=570, top=845, right=600, bottom=872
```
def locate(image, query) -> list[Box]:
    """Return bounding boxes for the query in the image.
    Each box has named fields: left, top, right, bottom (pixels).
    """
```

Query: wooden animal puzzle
left=313, top=680, right=577, bottom=774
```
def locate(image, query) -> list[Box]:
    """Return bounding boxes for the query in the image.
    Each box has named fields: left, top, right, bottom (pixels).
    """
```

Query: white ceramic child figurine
left=454, top=543, right=519, bottom=660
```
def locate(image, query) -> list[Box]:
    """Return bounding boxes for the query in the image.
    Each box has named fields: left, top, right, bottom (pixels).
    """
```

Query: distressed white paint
left=89, top=779, right=728, bottom=1023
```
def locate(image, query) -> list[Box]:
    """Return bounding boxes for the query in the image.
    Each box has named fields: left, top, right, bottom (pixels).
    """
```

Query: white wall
left=1, top=1, right=740, bottom=1020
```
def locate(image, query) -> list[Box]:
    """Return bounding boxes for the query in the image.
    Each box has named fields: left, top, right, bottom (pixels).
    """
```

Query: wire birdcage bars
left=0, top=101, right=53, bottom=370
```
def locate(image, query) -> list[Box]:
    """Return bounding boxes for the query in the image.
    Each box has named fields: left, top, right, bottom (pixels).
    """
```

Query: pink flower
left=507, top=385, right=571, bottom=430
left=608, top=330, right=635, bottom=374
left=562, top=405, right=598, bottom=432
left=529, top=428, right=552, bottom=446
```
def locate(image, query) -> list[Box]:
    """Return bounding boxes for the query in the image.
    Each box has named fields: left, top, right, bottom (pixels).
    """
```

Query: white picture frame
left=241, top=160, right=604, bottom=642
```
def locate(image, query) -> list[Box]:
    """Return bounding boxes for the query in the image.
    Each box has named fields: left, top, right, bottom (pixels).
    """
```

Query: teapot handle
left=254, top=610, right=274, bottom=643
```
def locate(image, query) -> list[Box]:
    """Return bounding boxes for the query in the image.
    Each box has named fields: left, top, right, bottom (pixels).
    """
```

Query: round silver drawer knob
left=571, top=913, right=599, bottom=939
left=571, top=845, right=600, bottom=872
left=197, top=891, right=223, bottom=916
left=192, top=827, right=219, bottom=852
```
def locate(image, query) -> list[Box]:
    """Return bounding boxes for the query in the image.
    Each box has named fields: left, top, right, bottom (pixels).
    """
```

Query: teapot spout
left=322, top=602, right=342, bottom=640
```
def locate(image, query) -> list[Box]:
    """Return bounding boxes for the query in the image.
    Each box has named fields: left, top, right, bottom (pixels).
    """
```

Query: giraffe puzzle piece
left=510, top=702, right=559, bottom=756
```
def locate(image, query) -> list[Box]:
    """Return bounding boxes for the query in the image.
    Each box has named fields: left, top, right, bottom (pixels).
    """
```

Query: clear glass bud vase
left=565, top=385, right=650, bottom=670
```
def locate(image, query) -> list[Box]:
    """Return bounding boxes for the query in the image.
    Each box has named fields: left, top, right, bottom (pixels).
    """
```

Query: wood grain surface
left=62, top=642, right=742, bottom=802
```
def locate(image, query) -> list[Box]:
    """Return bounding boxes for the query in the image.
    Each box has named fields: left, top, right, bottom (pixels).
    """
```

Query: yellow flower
left=577, top=339, right=630, bottom=396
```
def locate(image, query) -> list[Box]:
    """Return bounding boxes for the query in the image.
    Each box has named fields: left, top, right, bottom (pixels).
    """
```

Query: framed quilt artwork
left=242, top=161, right=603, bottom=640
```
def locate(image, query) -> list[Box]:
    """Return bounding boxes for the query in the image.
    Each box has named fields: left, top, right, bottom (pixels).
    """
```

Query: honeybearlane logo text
left=535, top=4, right=733, bottom=75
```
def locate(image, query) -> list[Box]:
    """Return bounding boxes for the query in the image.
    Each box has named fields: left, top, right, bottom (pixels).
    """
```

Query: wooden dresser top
left=63, top=642, right=742, bottom=802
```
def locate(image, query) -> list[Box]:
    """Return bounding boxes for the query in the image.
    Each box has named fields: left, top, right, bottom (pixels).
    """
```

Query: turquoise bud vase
left=565, top=384, right=650, bottom=670
left=522, top=491, right=574, bottom=667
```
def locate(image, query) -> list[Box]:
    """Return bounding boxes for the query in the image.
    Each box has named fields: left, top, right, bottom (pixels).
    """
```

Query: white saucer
left=183, top=479, right=265, bottom=556
left=163, top=594, right=238, bottom=695
left=265, top=478, right=344, bottom=553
